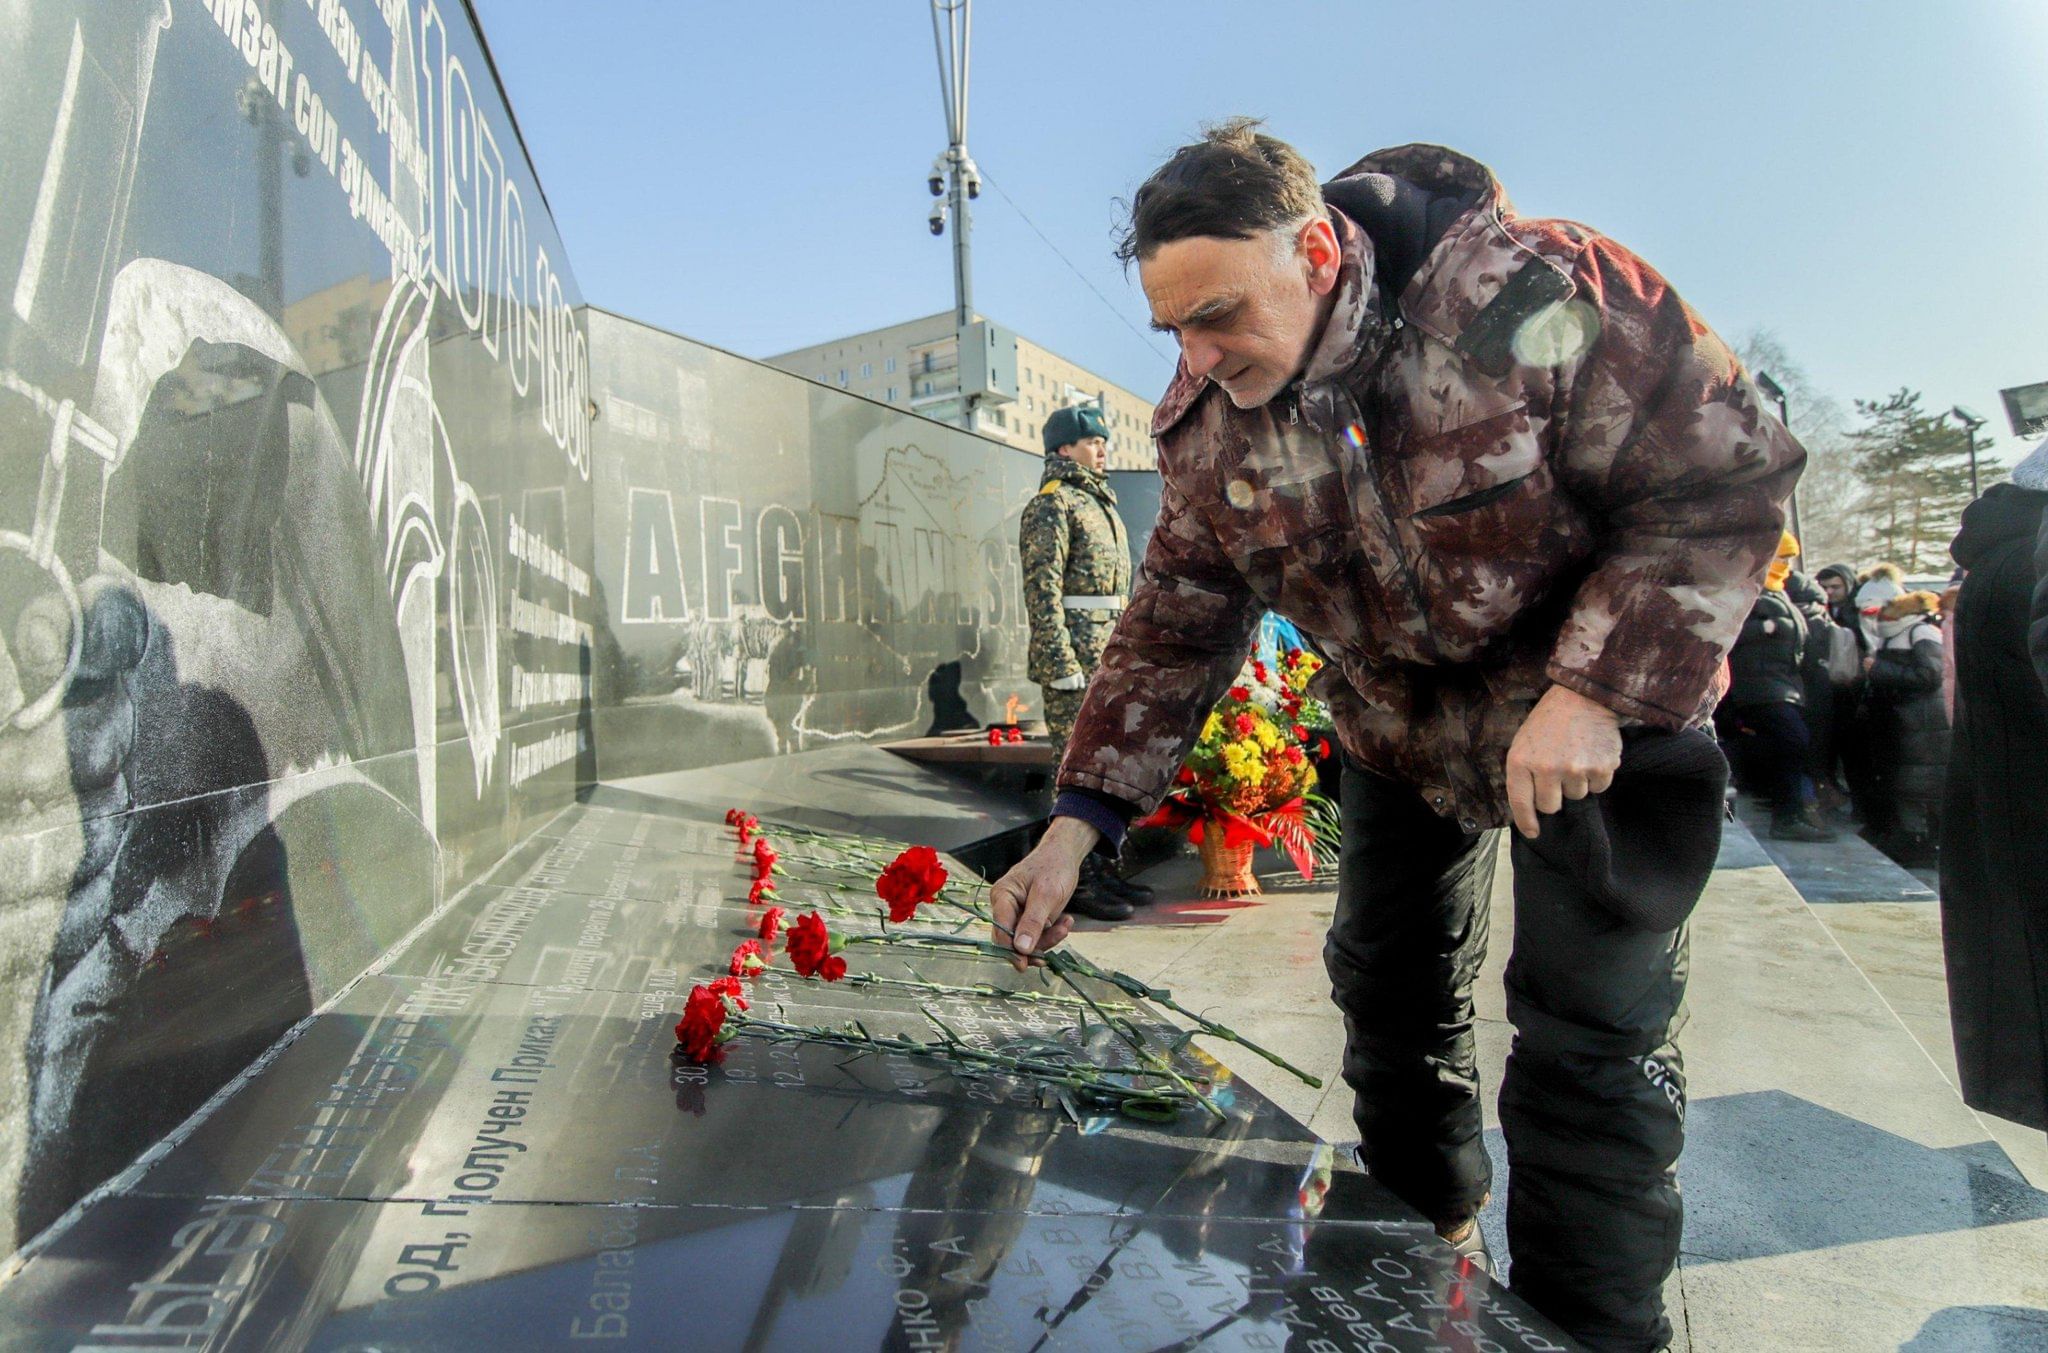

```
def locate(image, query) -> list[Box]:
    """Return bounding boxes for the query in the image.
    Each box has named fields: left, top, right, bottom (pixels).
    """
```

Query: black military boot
left=1770, top=802, right=1838, bottom=842
left=1100, top=870, right=1156, bottom=905
left=1067, top=857, right=1136, bottom=922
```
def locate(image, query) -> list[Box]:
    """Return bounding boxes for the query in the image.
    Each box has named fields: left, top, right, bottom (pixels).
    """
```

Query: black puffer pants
left=1327, top=766, right=1692, bottom=1352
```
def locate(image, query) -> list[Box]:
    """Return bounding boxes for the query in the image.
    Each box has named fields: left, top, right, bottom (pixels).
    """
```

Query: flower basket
left=1133, top=645, right=1335, bottom=885
left=1197, top=832, right=1261, bottom=897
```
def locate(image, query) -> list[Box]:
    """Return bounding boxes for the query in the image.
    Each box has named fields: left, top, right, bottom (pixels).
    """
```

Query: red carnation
left=1285, top=646, right=1303, bottom=663
left=675, top=984, right=734, bottom=1064
left=1317, top=738, right=1331, bottom=759
left=752, top=841, right=779, bottom=878
left=1285, top=745, right=1306, bottom=765
left=1176, top=766, right=1197, bottom=785
left=748, top=878, right=777, bottom=906
left=1291, top=724, right=1309, bottom=741
left=758, top=906, right=785, bottom=942
left=1228, top=685, right=1251, bottom=702
left=724, top=808, right=739, bottom=825
left=1004, top=726, right=1023, bottom=744
left=708, top=976, right=748, bottom=1009
left=1252, top=661, right=1269, bottom=683
left=786, top=911, right=845, bottom=980
left=987, top=727, right=1003, bottom=746
left=1233, top=713, right=1257, bottom=737
left=729, top=939, right=767, bottom=977
left=876, top=845, right=949, bottom=923
left=736, top=821, right=754, bottom=847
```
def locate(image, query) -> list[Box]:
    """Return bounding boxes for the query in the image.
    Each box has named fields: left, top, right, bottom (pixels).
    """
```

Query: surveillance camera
left=963, top=159, right=981, bottom=200
left=929, top=155, right=947, bottom=197
left=928, top=201, right=947, bottom=236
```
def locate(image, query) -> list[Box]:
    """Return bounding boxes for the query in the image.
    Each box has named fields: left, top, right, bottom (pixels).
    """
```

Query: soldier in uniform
left=1019, top=405, right=1149, bottom=919
left=991, top=124, right=1803, bottom=1351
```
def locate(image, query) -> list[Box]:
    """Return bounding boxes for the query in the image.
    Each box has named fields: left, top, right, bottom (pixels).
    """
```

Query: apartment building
left=765, top=312, right=1159, bottom=470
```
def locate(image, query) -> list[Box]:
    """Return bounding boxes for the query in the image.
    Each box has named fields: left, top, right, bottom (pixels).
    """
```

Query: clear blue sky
left=477, top=0, right=2047, bottom=463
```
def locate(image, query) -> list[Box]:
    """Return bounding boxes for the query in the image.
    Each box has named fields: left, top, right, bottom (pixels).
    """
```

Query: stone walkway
left=1072, top=812, right=2048, bottom=1352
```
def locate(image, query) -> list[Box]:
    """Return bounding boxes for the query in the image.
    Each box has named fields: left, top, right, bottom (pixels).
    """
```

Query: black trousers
left=1715, top=699, right=1814, bottom=813
left=1327, top=767, right=1691, bottom=1353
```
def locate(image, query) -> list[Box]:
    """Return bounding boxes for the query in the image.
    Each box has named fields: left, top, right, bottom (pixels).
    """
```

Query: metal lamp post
left=1755, top=370, right=1804, bottom=547
left=1950, top=405, right=1986, bottom=499
left=926, top=0, right=981, bottom=430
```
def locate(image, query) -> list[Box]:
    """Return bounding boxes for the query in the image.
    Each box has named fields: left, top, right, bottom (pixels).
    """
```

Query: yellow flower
left=1253, top=721, right=1282, bottom=752
left=1201, top=712, right=1223, bottom=743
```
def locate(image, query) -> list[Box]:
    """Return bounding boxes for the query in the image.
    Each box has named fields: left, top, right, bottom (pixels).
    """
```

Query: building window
left=919, top=381, right=932, bottom=396
left=838, top=368, right=848, bottom=385
left=922, top=352, right=934, bottom=373
left=885, top=357, right=897, bottom=373
left=860, top=362, right=872, bottom=378
left=886, top=386, right=899, bottom=401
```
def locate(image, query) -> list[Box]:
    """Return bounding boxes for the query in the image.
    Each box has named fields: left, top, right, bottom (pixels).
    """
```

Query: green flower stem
left=713, top=1012, right=1199, bottom=1107
left=837, top=969, right=1129, bottom=1012
left=1053, top=950, right=1324, bottom=1090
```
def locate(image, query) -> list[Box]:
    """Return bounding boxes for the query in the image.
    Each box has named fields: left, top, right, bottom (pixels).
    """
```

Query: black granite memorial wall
left=0, top=0, right=1078, bottom=1260
left=583, top=309, right=1048, bottom=779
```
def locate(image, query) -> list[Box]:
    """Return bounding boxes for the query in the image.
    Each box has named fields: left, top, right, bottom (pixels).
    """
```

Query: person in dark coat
left=1860, top=590, right=1949, bottom=865
left=1786, top=565, right=1846, bottom=810
left=1941, top=442, right=2048, bottom=1131
left=1718, top=533, right=1836, bottom=840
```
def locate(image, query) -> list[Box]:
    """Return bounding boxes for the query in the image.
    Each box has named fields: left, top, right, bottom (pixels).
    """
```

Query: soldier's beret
left=1042, top=405, right=1111, bottom=454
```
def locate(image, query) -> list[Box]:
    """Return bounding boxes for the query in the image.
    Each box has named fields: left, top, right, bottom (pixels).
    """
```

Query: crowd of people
left=1718, top=536, right=1957, bottom=867
left=1718, top=441, right=2048, bottom=1148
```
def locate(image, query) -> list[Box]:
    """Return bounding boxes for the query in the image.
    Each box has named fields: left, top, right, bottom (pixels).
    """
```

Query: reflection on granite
left=0, top=799, right=1570, bottom=1349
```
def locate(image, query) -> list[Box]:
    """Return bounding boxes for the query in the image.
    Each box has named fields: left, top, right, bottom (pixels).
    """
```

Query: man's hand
left=1505, top=684, right=1623, bottom=839
left=988, top=816, right=1101, bottom=970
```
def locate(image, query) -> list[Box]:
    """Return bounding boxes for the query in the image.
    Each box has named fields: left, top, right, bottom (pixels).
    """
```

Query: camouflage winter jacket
left=1021, top=454, right=1133, bottom=686
left=1059, top=144, right=1805, bottom=830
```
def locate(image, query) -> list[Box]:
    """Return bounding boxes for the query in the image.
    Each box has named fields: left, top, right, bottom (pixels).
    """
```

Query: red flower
left=736, top=821, right=753, bottom=847
left=1176, top=766, right=1197, bottom=786
left=1316, top=738, right=1331, bottom=759
left=1005, top=726, right=1023, bottom=744
left=1252, top=661, right=1269, bottom=683
left=785, top=912, right=845, bottom=980
left=708, top=976, right=748, bottom=1009
left=758, top=906, right=786, bottom=941
left=748, top=878, right=778, bottom=905
left=1291, top=724, right=1309, bottom=742
left=987, top=727, right=1003, bottom=745
left=1285, top=646, right=1303, bottom=664
left=724, top=808, right=739, bottom=825
left=752, top=840, right=779, bottom=879
left=1233, top=712, right=1257, bottom=738
left=1285, top=745, right=1306, bottom=765
left=675, top=984, right=734, bottom=1064
left=1228, top=685, right=1251, bottom=702
left=876, top=845, right=949, bottom=923
left=729, top=939, right=767, bottom=977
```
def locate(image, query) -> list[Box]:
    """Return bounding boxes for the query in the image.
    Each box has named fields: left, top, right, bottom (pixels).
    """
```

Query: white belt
left=1063, top=595, right=1124, bottom=612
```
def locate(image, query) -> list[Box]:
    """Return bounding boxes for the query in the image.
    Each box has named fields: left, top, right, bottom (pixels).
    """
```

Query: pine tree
left=1846, top=389, right=1981, bottom=572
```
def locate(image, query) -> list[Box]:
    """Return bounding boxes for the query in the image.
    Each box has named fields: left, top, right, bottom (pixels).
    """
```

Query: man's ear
left=1300, top=217, right=1341, bottom=296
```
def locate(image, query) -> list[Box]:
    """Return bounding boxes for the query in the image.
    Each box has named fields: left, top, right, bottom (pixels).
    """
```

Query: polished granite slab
left=0, top=795, right=1572, bottom=1350
left=593, top=745, right=1052, bottom=853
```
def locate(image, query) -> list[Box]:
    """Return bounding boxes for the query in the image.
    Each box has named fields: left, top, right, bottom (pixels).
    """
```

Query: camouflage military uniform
left=1020, top=453, right=1131, bottom=756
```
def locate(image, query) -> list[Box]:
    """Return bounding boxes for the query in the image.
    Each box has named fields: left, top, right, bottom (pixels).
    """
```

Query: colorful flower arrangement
left=1138, top=646, right=1333, bottom=878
